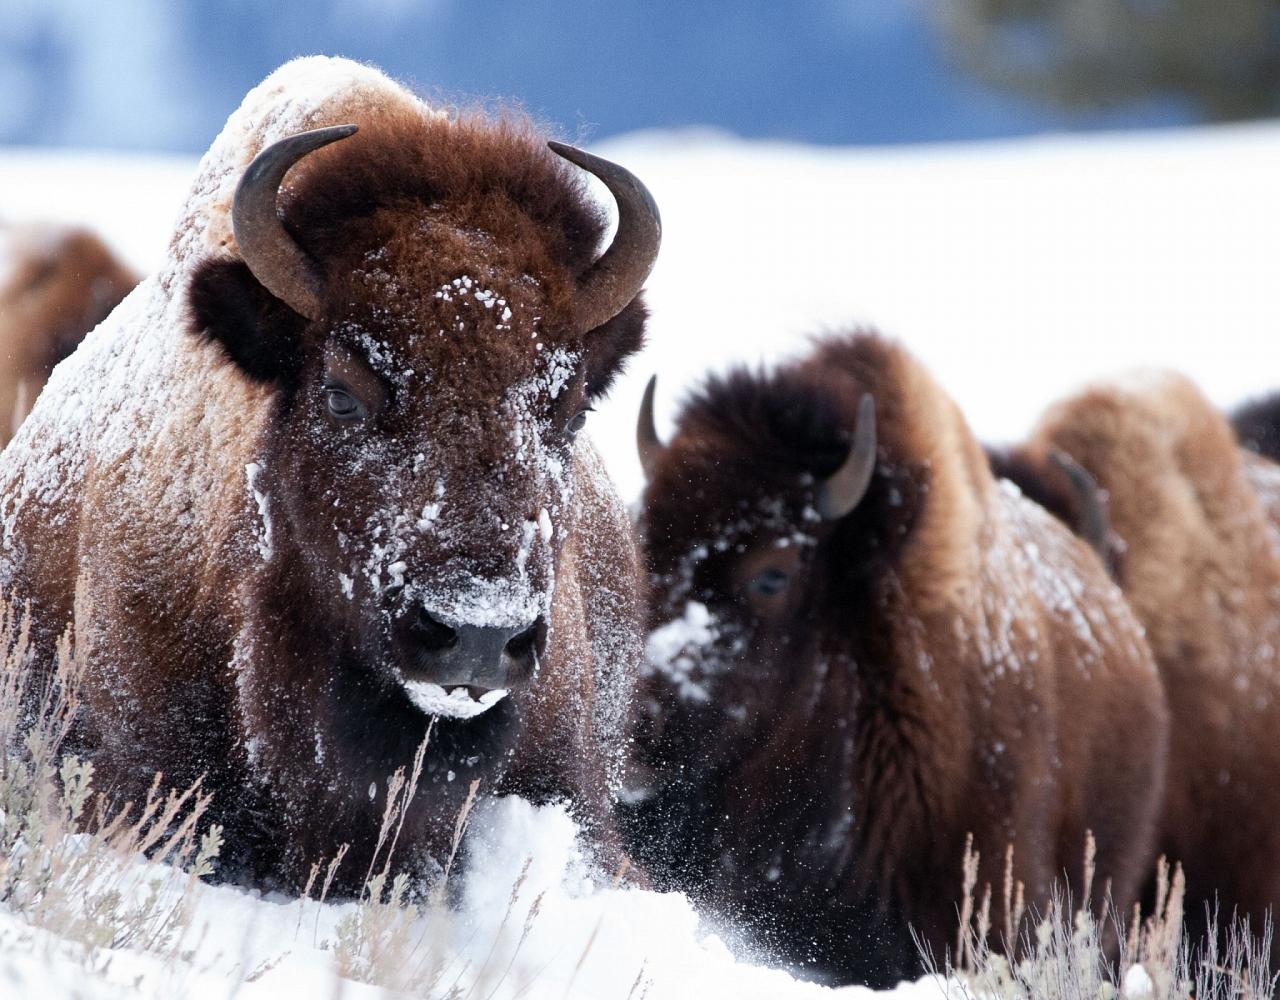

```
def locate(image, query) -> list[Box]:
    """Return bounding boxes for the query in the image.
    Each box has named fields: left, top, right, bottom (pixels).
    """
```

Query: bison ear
left=582, top=294, right=647, bottom=400
left=188, top=257, right=305, bottom=385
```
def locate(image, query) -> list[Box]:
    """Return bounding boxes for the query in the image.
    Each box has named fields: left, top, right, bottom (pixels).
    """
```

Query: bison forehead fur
left=188, top=106, right=648, bottom=631
left=0, top=58, right=646, bottom=892
left=627, top=332, right=1169, bottom=988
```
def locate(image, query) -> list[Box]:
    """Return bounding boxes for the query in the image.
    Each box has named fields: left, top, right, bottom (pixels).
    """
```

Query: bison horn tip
left=548, top=141, right=661, bottom=334
left=637, top=374, right=665, bottom=481
left=1048, top=449, right=1111, bottom=560
left=817, top=392, right=877, bottom=521
left=231, top=123, right=360, bottom=321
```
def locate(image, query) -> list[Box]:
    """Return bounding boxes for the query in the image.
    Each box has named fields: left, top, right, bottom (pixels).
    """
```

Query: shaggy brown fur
left=1004, top=374, right=1280, bottom=960
left=986, top=446, right=1125, bottom=578
left=0, top=70, right=646, bottom=890
left=0, top=222, right=137, bottom=445
left=625, top=332, right=1169, bottom=988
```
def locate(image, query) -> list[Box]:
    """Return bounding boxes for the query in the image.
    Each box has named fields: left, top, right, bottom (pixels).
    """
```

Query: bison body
left=0, top=58, right=655, bottom=889
left=1004, top=373, right=1280, bottom=956
left=0, top=222, right=137, bottom=445
left=626, top=333, right=1169, bottom=986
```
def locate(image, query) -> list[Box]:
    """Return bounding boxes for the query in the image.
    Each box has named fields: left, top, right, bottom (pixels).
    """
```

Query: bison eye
left=750, top=567, right=790, bottom=598
left=566, top=407, right=592, bottom=437
left=325, top=385, right=366, bottom=423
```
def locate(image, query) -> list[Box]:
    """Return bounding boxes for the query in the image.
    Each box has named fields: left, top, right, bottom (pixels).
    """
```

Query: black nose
left=399, top=607, right=544, bottom=691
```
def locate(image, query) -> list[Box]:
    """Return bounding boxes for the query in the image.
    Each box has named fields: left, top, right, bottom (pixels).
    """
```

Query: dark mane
left=1233, top=392, right=1280, bottom=461
left=643, top=332, right=933, bottom=585
left=678, top=366, right=854, bottom=481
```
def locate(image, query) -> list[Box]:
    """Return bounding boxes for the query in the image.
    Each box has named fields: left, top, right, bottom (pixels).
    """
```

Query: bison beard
left=626, top=333, right=1169, bottom=987
left=0, top=58, right=652, bottom=892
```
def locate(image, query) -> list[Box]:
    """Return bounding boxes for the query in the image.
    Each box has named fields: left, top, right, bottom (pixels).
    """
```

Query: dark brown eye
left=566, top=408, right=591, bottom=436
left=750, top=567, right=790, bottom=597
left=325, top=385, right=365, bottom=422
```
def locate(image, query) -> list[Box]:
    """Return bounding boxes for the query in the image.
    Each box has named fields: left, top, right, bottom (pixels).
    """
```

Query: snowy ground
left=0, top=797, right=930, bottom=1000
left=2, top=119, right=1278, bottom=998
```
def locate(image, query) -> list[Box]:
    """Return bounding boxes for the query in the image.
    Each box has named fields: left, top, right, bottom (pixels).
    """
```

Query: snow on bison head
left=0, top=58, right=655, bottom=888
left=191, top=113, right=657, bottom=710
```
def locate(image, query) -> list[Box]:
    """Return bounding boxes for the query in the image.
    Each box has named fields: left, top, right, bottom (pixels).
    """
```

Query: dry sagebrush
left=933, top=834, right=1278, bottom=1000
left=9, top=593, right=1278, bottom=999
left=0, top=598, right=559, bottom=998
left=0, top=600, right=220, bottom=965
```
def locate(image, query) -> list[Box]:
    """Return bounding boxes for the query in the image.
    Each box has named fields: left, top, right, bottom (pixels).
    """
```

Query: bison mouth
left=402, top=680, right=509, bottom=720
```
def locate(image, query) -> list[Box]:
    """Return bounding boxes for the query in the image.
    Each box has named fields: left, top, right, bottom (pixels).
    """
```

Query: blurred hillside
left=940, top=0, right=1280, bottom=122
left=0, top=0, right=1212, bottom=153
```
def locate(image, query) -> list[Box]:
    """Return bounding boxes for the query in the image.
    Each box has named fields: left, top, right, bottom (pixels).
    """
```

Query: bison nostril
left=504, top=618, right=544, bottom=666
left=412, top=607, right=458, bottom=652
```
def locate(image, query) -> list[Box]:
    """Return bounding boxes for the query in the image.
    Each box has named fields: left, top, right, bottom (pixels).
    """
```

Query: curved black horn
left=817, top=393, right=877, bottom=521
left=637, top=375, right=665, bottom=480
left=1048, top=450, right=1110, bottom=560
left=232, top=124, right=358, bottom=321
left=547, top=141, right=662, bottom=333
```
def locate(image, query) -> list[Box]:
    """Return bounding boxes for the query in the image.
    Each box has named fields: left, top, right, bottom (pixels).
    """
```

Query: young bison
left=0, top=57, right=658, bottom=889
left=1001, top=373, right=1280, bottom=959
left=0, top=222, right=137, bottom=444
left=625, top=333, right=1169, bottom=987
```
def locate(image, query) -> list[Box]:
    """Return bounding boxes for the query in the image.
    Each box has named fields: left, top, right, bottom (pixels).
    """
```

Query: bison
left=999, top=372, right=1280, bottom=960
left=0, top=221, right=137, bottom=445
left=985, top=446, right=1122, bottom=577
left=1233, top=392, right=1280, bottom=464
left=0, top=57, right=659, bottom=890
left=624, top=332, right=1169, bottom=987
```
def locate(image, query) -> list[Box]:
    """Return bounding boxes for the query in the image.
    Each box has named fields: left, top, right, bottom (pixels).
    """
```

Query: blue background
left=0, top=0, right=1201, bottom=153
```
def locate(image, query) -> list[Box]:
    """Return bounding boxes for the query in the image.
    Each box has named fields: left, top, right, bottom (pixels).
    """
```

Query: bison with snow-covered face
left=624, top=333, right=1169, bottom=987
left=0, top=60, right=655, bottom=889
left=0, top=222, right=137, bottom=445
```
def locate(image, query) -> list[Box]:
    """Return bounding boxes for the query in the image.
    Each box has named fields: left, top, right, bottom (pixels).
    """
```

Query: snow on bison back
left=0, top=56, right=659, bottom=890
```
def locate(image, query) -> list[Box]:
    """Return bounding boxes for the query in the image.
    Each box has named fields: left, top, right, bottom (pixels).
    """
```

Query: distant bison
left=1001, top=373, right=1280, bottom=960
left=986, top=446, right=1121, bottom=577
left=1233, top=392, right=1280, bottom=464
left=0, top=222, right=137, bottom=445
left=625, top=333, right=1169, bottom=987
left=0, top=58, right=658, bottom=889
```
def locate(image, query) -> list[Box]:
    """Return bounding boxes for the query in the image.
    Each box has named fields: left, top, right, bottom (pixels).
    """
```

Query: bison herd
left=1, top=57, right=1278, bottom=989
